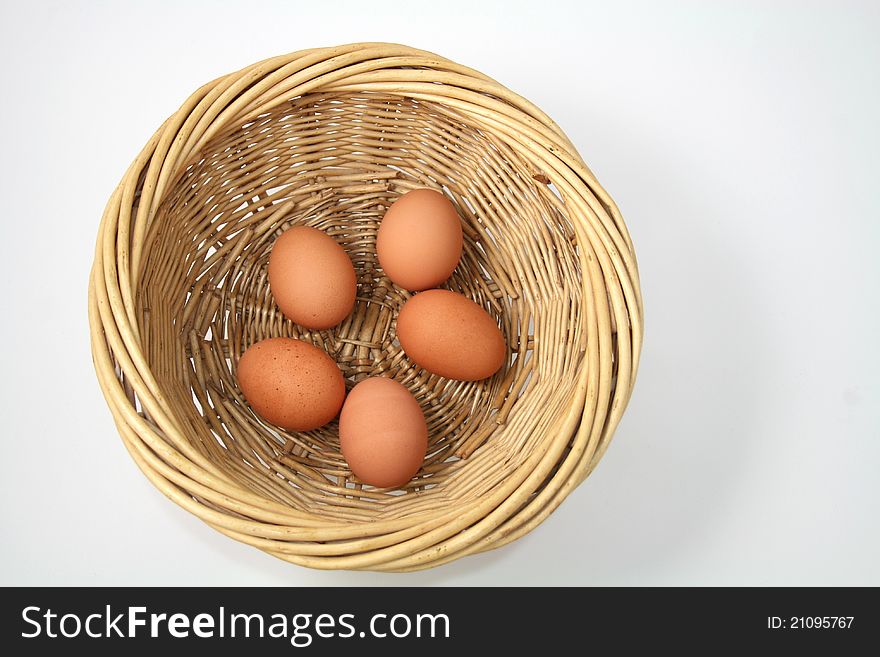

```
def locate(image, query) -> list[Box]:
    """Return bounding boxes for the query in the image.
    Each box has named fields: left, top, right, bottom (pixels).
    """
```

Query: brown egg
left=397, top=289, right=506, bottom=381
left=268, top=225, right=357, bottom=330
left=376, top=188, right=463, bottom=291
left=339, top=377, right=428, bottom=488
left=237, top=337, right=345, bottom=431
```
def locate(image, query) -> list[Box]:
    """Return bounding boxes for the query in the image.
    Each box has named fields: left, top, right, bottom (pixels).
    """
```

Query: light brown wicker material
left=88, top=43, right=643, bottom=572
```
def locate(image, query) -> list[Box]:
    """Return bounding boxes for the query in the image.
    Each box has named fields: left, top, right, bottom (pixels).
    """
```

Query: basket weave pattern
left=89, top=43, right=643, bottom=571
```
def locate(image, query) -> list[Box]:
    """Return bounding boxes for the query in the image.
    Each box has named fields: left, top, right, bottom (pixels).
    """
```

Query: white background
left=1, top=0, right=877, bottom=586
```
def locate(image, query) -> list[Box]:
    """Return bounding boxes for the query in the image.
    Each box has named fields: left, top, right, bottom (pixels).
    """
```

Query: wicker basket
left=88, top=43, right=643, bottom=572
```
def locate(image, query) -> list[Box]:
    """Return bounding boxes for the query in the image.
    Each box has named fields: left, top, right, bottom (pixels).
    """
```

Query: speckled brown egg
left=237, top=337, right=345, bottom=431
left=339, top=377, right=428, bottom=489
left=376, top=188, right=464, bottom=291
left=268, top=225, right=357, bottom=330
left=397, top=289, right=506, bottom=381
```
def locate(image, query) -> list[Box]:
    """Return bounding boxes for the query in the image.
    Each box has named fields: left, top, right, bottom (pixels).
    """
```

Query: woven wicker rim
left=88, top=43, right=643, bottom=572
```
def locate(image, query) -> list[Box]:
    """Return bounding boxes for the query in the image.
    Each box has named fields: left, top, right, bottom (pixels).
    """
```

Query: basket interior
left=135, top=92, right=585, bottom=521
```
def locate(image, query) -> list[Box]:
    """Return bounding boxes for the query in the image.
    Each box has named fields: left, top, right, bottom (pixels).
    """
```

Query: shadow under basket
left=89, top=43, right=643, bottom=572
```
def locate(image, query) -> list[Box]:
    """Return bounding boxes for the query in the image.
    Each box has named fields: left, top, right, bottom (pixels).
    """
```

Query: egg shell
left=268, top=225, right=357, bottom=330
left=397, top=289, right=506, bottom=381
left=376, top=188, right=464, bottom=291
left=237, top=337, right=345, bottom=431
left=339, top=377, right=428, bottom=488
